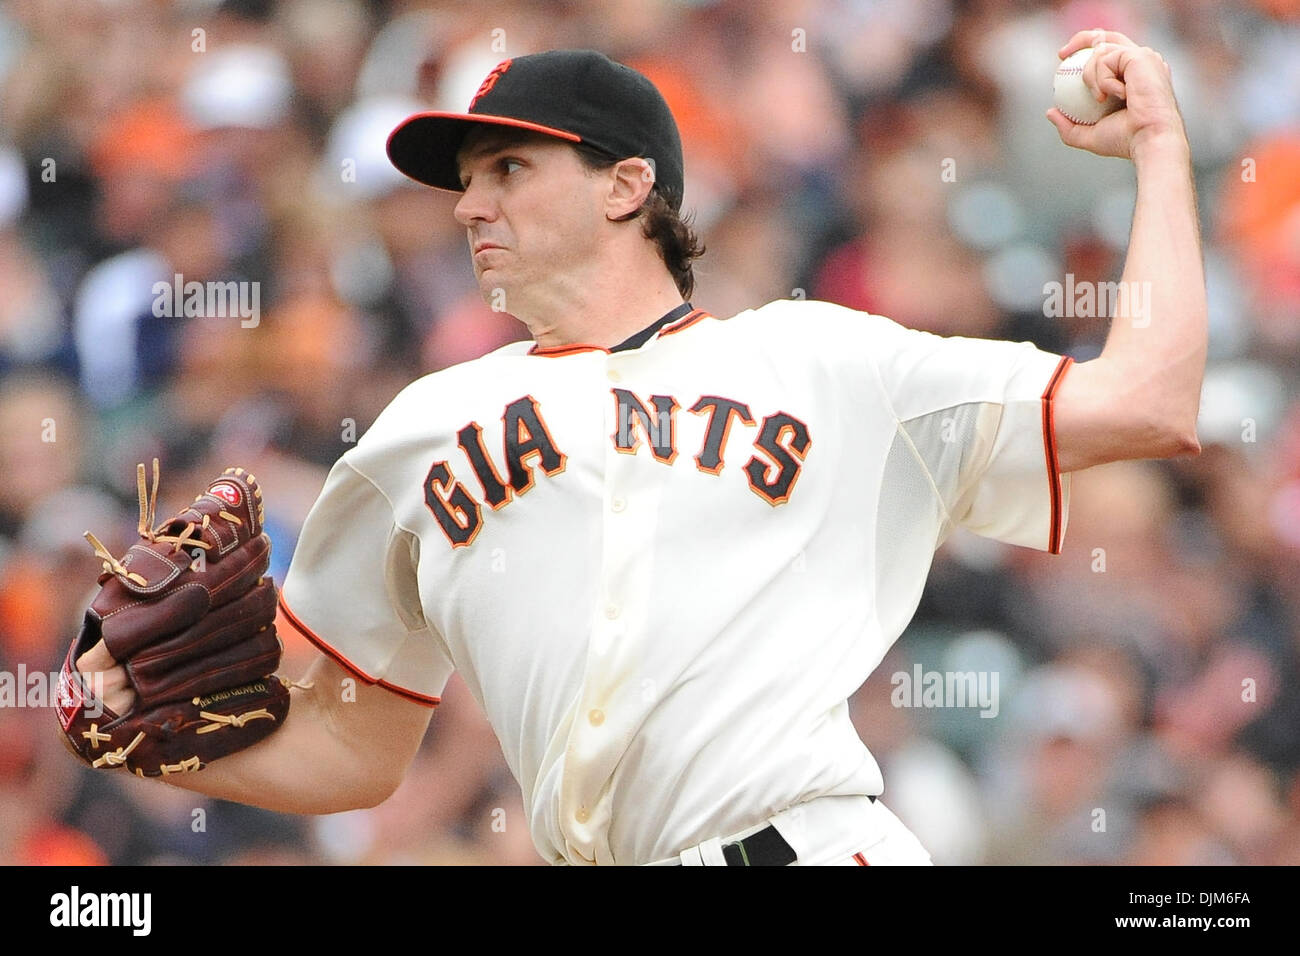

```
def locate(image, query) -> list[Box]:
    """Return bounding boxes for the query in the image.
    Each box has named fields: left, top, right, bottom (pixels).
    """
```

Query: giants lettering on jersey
left=423, top=390, right=811, bottom=547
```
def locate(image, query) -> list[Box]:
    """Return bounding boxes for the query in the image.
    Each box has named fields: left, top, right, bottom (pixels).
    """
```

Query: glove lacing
left=83, top=458, right=232, bottom=587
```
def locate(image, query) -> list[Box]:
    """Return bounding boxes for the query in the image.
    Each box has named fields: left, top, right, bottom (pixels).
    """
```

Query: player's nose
left=453, top=178, right=498, bottom=226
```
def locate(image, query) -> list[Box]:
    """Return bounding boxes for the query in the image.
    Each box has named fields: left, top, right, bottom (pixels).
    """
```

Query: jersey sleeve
left=278, top=455, right=455, bottom=706
left=864, top=312, right=1074, bottom=553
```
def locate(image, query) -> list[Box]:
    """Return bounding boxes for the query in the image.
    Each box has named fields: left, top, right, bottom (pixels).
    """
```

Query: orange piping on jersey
left=528, top=342, right=608, bottom=357
left=1041, top=355, right=1075, bottom=556
left=657, top=309, right=710, bottom=337
left=277, top=594, right=441, bottom=708
left=853, top=852, right=869, bottom=866
left=526, top=310, right=712, bottom=356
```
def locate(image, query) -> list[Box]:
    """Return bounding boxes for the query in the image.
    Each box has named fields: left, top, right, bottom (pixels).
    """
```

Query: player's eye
left=501, top=158, right=524, bottom=175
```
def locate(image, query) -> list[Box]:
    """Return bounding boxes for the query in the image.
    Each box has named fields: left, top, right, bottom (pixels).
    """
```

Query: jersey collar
left=609, top=301, right=695, bottom=352
left=528, top=302, right=700, bottom=356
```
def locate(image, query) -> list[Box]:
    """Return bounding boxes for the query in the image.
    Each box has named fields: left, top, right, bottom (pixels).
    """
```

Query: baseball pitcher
left=63, top=32, right=1205, bottom=865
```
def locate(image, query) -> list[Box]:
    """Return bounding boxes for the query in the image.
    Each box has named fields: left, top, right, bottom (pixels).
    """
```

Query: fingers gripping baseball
left=1048, top=28, right=1183, bottom=159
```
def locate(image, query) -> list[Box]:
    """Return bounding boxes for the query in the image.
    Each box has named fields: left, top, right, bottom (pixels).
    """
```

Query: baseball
left=1053, top=47, right=1124, bottom=124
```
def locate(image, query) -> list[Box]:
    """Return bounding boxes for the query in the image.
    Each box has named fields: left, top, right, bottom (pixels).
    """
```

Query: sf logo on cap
left=471, top=59, right=513, bottom=109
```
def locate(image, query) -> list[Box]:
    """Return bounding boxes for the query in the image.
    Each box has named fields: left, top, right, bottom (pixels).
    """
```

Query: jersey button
left=604, top=605, right=620, bottom=620
left=611, top=496, right=626, bottom=513
left=588, top=709, right=605, bottom=726
left=606, top=368, right=622, bottom=383
left=575, top=808, right=589, bottom=823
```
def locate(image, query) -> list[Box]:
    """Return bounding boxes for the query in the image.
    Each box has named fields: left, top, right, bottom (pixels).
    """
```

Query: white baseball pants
left=646, top=793, right=934, bottom=866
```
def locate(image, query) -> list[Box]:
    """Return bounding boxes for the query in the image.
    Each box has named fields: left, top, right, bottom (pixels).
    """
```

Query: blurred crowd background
left=1, top=0, right=1298, bottom=866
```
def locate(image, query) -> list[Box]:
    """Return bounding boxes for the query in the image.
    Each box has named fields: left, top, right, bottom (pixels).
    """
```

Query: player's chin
left=474, top=270, right=512, bottom=303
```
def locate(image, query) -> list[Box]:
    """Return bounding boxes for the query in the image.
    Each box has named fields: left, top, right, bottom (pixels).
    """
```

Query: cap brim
left=386, top=112, right=582, bottom=192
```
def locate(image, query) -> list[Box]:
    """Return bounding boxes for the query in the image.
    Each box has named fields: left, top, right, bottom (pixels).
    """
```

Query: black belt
left=669, top=795, right=877, bottom=866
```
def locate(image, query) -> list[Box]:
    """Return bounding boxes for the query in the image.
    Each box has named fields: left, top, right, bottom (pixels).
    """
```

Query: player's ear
left=604, top=158, right=655, bottom=222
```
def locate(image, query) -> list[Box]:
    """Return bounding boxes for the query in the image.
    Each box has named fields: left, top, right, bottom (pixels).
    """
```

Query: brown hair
left=571, top=142, right=705, bottom=299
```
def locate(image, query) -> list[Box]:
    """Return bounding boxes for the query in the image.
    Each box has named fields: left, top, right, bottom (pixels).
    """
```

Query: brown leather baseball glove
left=57, top=460, right=293, bottom=777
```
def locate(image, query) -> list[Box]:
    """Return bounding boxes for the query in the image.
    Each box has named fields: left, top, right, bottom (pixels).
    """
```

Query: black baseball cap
left=386, top=49, right=685, bottom=210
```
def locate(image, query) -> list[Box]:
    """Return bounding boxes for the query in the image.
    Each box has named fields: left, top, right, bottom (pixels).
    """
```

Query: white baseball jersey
left=279, top=297, right=1074, bottom=865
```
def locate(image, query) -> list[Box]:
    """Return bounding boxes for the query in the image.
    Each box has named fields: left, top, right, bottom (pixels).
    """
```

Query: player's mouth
left=472, top=241, right=505, bottom=256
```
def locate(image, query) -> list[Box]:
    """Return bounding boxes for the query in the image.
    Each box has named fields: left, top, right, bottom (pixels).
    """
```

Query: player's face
left=453, top=127, right=608, bottom=307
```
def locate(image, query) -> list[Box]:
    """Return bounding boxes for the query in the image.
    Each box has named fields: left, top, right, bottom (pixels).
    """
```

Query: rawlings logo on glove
left=59, top=461, right=298, bottom=777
